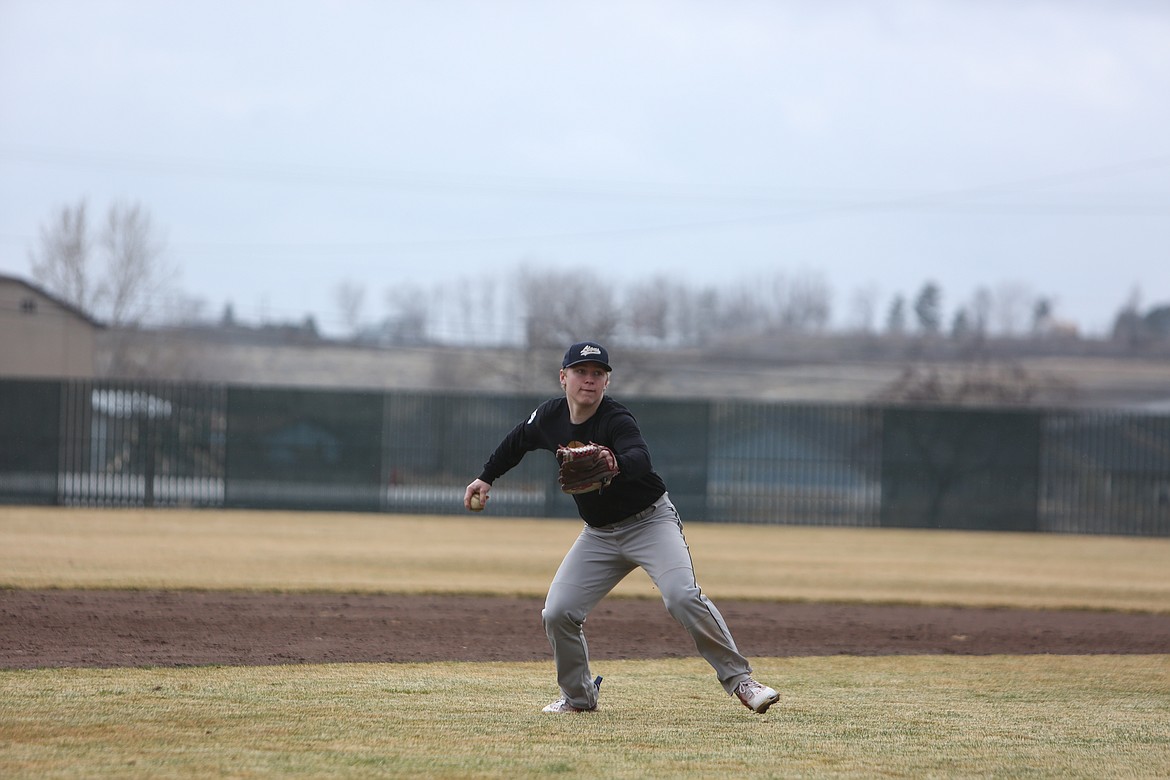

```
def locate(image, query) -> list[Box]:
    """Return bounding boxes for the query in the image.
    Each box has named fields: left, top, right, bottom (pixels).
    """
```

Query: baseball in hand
left=469, top=493, right=484, bottom=512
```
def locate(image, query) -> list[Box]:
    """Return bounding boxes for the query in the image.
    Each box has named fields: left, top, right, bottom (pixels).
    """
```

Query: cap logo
left=579, top=345, right=602, bottom=358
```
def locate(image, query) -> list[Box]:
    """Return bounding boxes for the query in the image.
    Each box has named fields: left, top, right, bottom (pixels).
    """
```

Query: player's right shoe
left=542, top=675, right=602, bottom=713
left=734, top=678, right=779, bottom=714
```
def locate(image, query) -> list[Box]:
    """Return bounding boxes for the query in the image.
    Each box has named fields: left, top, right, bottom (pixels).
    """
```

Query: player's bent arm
left=607, top=417, right=654, bottom=478
left=480, top=419, right=538, bottom=483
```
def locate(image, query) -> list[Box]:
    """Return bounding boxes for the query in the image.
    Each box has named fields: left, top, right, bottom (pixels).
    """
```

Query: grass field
left=2, top=507, right=1169, bottom=611
left=3, top=657, right=1168, bottom=779
left=2, top=507, right=1169, bottom=778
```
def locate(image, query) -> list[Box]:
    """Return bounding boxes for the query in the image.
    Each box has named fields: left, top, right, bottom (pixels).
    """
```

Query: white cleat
left=734, top=678, right=779, bottom=714
left=542, top=675, right=602, bottom=713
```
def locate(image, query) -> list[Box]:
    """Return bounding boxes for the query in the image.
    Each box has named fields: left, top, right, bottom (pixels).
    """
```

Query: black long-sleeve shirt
left=478, top=396, right=667, bottom=527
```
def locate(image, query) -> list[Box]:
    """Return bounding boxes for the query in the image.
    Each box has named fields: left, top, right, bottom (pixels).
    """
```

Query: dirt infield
left=3, top=590, right=1168, bottom=669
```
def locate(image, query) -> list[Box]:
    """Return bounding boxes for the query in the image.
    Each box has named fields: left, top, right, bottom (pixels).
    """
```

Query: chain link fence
left=1, top=379, right=1166, bottom=536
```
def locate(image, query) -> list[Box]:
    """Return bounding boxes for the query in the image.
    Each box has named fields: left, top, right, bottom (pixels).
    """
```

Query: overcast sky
left=1, top=0, right=1168, bottom=338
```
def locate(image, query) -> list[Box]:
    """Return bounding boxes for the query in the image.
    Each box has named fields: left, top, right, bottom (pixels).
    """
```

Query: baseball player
left=464, top=341, right=779, bottom=714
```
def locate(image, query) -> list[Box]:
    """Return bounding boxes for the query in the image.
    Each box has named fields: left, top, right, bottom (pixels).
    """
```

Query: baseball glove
left=556, top=441, right=620, bottom=495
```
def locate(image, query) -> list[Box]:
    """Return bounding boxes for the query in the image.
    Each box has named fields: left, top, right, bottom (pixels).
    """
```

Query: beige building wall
left=0, top=276, right=99, bottom=378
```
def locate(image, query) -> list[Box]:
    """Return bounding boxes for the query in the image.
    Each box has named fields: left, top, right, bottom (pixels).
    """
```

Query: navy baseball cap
left=562, top=341, right=612, bottom=371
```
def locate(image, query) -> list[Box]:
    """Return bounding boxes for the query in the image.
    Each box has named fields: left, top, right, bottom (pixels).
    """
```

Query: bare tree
left=692, top=286, right=721, bottom=344
left=462, top=277, right=506, bottom=345
left=518, top=266, right=619, bottom=347
left=380, top=283, right=430, bottom=345
left=848, top=284, right=880, bottom=333
left=886, top=294, right=907, bottom=334
left=970, top=286, right=992, bottom=338
left=334, top=280, right=367, bottom=337
left=29, top=199, right=98, bottom=314
left=713, top=280, right=766, bottom=334
left=29, top=198, right=174, bottom=325
left=625, top=275, right=673, bottom=343
left=100, top=201, right=173, bottom=325
left=778, top=271, right=831, bottom=332
left=991, top=282, right=1034, bottom=336
left=648, top=278, right=712, bottom=345
left=706, top=271, right=827, bottom=336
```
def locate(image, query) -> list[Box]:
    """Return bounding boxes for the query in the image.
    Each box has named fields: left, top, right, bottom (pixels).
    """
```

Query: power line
left=3, top=145, right=1170, bottom=208
left=3, top=148, right=1167, bottom=258
left=0, top=146, right=883, bottom=204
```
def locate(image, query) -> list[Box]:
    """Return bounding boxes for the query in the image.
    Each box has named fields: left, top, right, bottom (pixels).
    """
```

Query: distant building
left=0, top=273, right=104, bottom=378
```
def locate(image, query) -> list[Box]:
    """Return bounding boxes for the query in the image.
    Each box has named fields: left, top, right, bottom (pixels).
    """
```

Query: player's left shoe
left=542, top=675, right=603, bottom=713
left=734, top=678, right=779, bottom=714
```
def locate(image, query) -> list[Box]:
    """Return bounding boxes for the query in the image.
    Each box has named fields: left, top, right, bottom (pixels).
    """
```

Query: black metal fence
left=1, top=378, right=1167, bottom=536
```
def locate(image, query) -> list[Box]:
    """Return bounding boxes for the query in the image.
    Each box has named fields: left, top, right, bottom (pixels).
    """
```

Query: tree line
left=27, top=199, right=177, bottom=326
left=25, top=199, right=1170, bottom=349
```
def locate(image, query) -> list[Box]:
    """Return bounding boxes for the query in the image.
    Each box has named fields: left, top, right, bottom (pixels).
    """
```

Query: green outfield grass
left=1, top=506, right=1168, bottom=611
left=2, top=656, right=1168, bottom=779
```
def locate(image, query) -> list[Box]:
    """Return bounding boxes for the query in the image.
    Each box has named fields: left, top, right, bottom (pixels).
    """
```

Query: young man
left=464, top=341, right=779, bottom=714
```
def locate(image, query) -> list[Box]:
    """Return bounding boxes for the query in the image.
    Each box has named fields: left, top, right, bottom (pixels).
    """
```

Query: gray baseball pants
left=542, top=492, right=753, bottom=709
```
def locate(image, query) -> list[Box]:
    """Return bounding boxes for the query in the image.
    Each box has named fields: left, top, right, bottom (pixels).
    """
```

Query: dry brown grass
left=3, top=656, right=1168, bottom=779
left=2, top=506, right=1168, bottom=612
